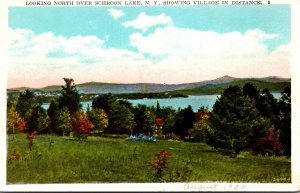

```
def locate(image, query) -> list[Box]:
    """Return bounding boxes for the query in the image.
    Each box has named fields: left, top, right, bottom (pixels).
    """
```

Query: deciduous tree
left=72, top=114, right=93, bottom=140
left=189, top=115, right=212, bottom=142
left=107, top=102, right=135, bottom=134
left=7, top=106, right=22, bottom=134
left=56, top=107, right=73, bottom=136
left=87, top=108, right=109, bottom=136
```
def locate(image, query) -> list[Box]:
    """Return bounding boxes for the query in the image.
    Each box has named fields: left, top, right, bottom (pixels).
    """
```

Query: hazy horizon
left=7, top=74, right=291, bottom=89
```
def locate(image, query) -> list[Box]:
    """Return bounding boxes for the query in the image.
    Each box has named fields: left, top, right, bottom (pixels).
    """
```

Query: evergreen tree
left=47, top=100, right=60, bottom=134
left=173, top=105, right=195, bottom=139
left=160, top=107, right=177, bottom=135
left=58, top=78, right=81, bottom=115
left=210, top=86, right=264, bottom=154
left=118, top=99, right=134, bottom=112
left=133, top=104, right=156, bottom=135
left=27, top=106, right=49, bottom=133
left=242, top=85, right=273, bottom=151
left=243, top=83, right=278, bottom=120
left=243, top=82, right=260, bottom=100
left=277, top=87, right=291, bottom=155
left=16, top=90, right=38, bottom=124
left=256, top=88, right=279, bottom=122
left=155, top=101, right=162, bottom=117
left=92, top=93, right=116, bottom=114
left=241, top=83, right=286, bottom=155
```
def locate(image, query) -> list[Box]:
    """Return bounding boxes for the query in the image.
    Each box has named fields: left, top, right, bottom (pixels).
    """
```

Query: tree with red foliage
left=72, top=114, right=93, bottom=140
left=250, top=128, right=283, bottom=156
left=155, top=117, right=164, bottom=136
left=155, top=118, right=164, bottom=128
left=17, top=118, right=26, bottom=132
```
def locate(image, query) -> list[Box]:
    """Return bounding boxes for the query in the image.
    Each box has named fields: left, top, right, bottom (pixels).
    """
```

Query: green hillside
left=170, top=79, right=291, bottom=95
left=7, top=78, right=291, bottom=96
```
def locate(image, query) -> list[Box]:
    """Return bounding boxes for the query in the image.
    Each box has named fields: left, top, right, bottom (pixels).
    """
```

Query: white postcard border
left=1, top=0, right=299, bottom=191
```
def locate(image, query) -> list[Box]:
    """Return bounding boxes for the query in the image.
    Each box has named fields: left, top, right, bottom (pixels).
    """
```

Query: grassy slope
left=7, top=134, right=290, bottom=183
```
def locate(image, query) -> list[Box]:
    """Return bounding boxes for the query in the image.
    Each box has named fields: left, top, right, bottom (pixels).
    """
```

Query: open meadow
left=7, top=133, right=291, bottom=183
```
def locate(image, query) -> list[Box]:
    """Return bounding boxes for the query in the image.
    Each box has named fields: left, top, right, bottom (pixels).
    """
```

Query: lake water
left=128, top=95, right=219, bottom=111
left=42, top=93, right=282, bottom=112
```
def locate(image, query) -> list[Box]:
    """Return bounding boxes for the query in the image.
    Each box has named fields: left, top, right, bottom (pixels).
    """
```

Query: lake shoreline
left=41, top=93, right=282, bottom=112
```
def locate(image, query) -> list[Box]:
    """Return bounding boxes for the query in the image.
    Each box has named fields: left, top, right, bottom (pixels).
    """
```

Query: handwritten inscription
left=184, top=183, right=246, bottom=191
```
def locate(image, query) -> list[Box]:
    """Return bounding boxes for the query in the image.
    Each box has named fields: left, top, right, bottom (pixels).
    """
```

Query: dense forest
left=7, top=78, right=291, bottom=156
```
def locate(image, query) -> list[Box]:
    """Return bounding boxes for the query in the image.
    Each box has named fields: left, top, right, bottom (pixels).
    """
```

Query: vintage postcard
left=1, top=0, right=300, bottom=191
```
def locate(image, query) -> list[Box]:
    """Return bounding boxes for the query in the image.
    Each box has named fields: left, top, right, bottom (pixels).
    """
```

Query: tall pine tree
left=58, top=78, right=81, bottom=115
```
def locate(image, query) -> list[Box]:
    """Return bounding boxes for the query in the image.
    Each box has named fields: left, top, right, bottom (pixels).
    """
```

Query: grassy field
left=7, top=133, right=291, bottom=183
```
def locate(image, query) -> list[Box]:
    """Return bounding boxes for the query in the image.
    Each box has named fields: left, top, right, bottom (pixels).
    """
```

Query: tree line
left=7, top=78, right=291, bottom=156
left=209, top=83, right=291, bottom=156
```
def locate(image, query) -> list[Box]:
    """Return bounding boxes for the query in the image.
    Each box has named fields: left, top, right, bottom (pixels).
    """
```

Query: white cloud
left=128, top=26, right=290, bottom=81
left=129, top=27, right=277, bottom=58
left=122, top=12, right=172, bottom=32
left=8, top=28, right=145, bottom=88
left=8, top=27, right=290, bottom=88
left=107, top=8, right=125, bottom=20
left=271, top=44, right=290, bottom=56
left=245, top=29, right=279, bottom=40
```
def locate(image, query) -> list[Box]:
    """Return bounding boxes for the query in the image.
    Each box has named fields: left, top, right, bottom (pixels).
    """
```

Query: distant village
left=7, top=90, right=61, bottom=97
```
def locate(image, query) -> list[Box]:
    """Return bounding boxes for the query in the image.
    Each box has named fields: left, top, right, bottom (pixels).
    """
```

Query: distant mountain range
left=7, top=75, right=291, bottom=95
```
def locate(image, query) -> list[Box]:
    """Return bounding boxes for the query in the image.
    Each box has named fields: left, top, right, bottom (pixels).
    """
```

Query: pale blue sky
left=8, top=5, right=291, bottom=88
left=9, top=5, right=290, bottom=51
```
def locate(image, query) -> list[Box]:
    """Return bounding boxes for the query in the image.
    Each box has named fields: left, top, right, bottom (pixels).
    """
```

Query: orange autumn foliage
left=73, top=115, right=94, bottom=136
left=17, top=118, right=26, bottom=132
